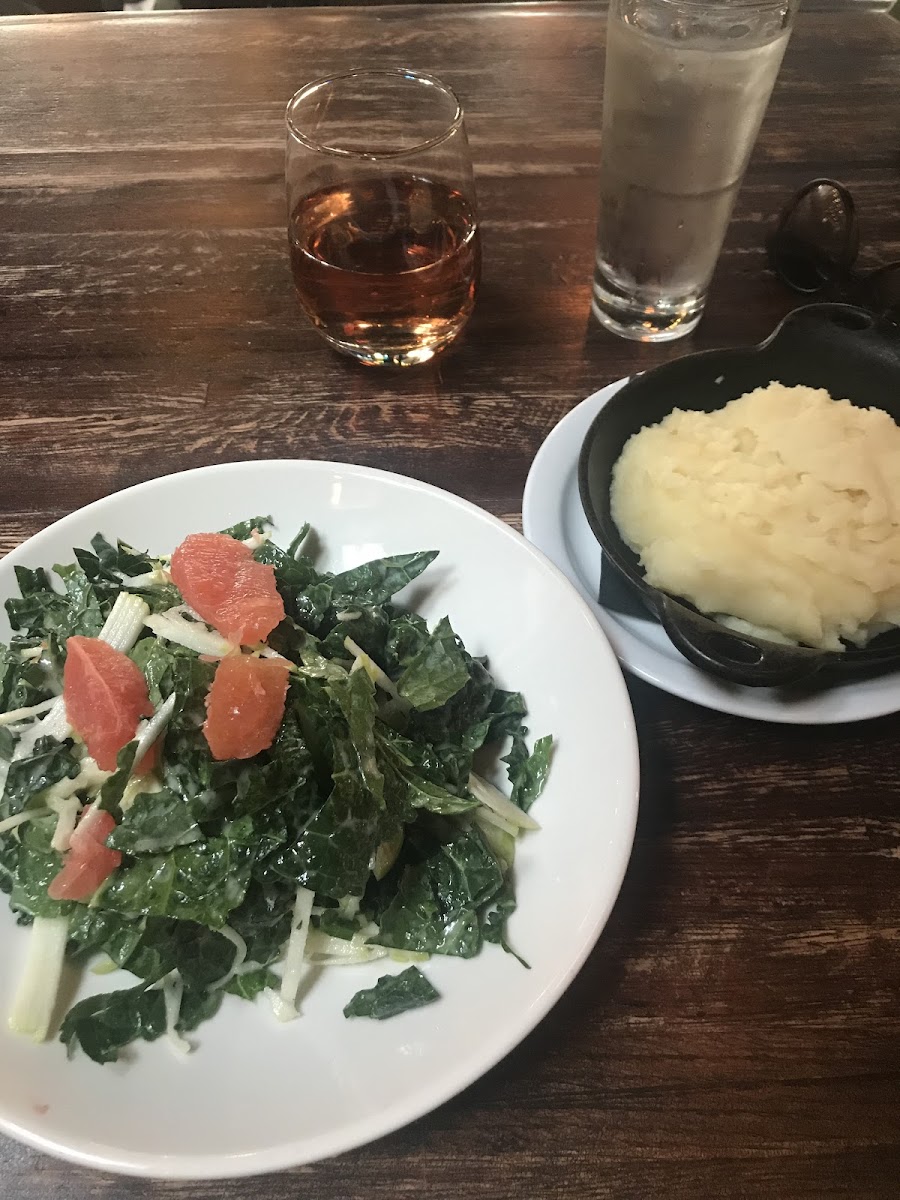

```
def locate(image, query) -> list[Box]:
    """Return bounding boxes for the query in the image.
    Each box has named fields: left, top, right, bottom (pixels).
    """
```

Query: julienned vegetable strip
left=7, top=916, right=70, bottom=1042
left=344, top=636, right=403, bottom=701
left=0, top=807, right=52, bottom=836
left=273, top=887, right=315, bottom=1022
left=0, top=698, right=57, bottom=727
left=144, top=609, right=232, bottom=658
left=162, top=971, right=191, bottom=1055
left=131, top=694, right=176, bottom=771
left=304, top=928, right=387, bottom=966
left=208, top=926, right=247, bottom=990
left=468, top=772, right=541, bottom=831
left=49, top=797, right=81, bottom=853
left=12, top=698, right=68, bottom=764
left=99, top=593, right=151, bottom=654
left=0, top=522, right=553, bottom=1062
left=473, top=804, right=520, bottom=839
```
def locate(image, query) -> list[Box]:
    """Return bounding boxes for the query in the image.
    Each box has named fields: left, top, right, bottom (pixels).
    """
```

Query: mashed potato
left=610, top=383, right=900, bottom=651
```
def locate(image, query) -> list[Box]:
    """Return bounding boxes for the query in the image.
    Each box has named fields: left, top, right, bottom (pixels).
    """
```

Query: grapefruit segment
left=170, top=532, right=284, bottom=646
left=48, top=804, right=121, bottom=902
left=63, top=637, right=154, bottom=771
left=203, top=655, right=291, bottom=761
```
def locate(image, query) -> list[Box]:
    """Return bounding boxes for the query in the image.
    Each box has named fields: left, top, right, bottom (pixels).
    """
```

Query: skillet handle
left=657, top=596, right=826, bottom=689
left=765, top=302, right=900, bottom=364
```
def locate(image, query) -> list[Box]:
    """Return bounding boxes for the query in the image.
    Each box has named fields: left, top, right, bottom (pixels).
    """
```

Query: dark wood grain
left=1, top=4, right=899, bottom=1197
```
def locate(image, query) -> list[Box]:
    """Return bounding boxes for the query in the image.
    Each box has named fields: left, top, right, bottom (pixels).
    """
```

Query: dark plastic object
left=578, top=303, right=900, bottom=688
left=767, top=179, right=900, bottom=324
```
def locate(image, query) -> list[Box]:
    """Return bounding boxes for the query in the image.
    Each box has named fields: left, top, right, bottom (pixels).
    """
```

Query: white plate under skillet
left=523, top=380, right=900, bottom=725
left=0, top=460, right=639, bottom=1179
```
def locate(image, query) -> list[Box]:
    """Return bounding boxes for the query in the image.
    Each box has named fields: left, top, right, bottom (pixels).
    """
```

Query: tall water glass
left=593, top=0, right=798, bottom=342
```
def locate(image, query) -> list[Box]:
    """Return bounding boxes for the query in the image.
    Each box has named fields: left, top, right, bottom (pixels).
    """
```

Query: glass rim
left=285, top=67, right=464, bottom=161
left=636, top=0, right=795, bottom=11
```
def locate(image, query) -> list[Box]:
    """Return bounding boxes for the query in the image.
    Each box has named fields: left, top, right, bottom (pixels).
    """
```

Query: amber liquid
left=289, top=174, right=480, bottom=365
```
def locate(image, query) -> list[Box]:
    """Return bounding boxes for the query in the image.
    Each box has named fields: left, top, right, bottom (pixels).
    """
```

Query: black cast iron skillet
left=578, top=303, right=900, bottom=688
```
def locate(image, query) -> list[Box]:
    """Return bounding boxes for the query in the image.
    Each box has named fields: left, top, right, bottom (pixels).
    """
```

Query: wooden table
left=1, top=3, right=899, bottom=1196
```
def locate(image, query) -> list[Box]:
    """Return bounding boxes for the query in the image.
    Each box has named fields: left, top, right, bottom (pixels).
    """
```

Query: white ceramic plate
left=523, top=381, right=900, bottom=724
left=0, top=460, right=639, bottom=1178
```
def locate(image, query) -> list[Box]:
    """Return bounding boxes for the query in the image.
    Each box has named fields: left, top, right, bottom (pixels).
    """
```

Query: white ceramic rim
left=0, top=459, right=640, bottom=1178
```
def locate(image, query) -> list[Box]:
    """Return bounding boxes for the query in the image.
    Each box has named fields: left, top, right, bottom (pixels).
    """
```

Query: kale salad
left=0, top=520, right=551, bottom=1064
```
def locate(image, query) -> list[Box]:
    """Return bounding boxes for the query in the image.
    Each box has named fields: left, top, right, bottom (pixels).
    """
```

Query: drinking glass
left=592, top=0, right=798, bottom=343
left=286, top=68, right=480, bottom=367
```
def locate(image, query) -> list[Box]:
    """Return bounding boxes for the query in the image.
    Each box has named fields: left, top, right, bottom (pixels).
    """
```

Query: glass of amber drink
left=286, top=68, right=481, bottom=367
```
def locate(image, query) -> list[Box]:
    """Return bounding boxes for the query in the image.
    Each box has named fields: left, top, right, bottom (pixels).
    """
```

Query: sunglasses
left=767, top=178, right=900, bottom=325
